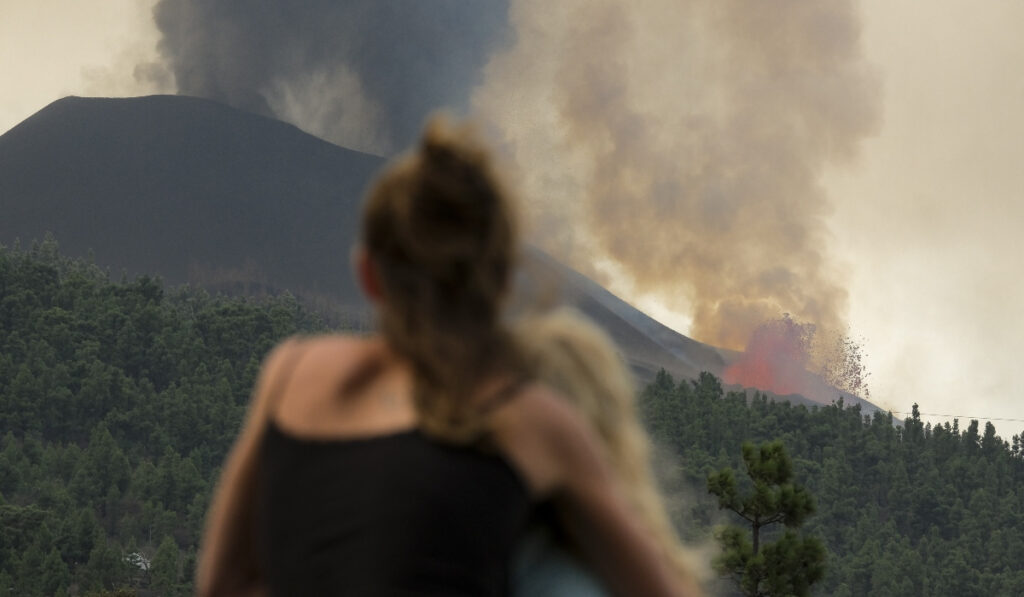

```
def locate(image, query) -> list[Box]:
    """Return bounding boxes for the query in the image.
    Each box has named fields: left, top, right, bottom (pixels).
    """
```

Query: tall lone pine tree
left=707, top=440, right=826, bottom=597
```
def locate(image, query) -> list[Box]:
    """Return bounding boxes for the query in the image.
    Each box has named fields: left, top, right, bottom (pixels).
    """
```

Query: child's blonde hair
left=514, top=307, right=704, bottom=583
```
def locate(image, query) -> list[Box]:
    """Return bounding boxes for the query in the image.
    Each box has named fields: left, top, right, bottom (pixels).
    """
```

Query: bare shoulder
left=267, top=333, right=380, bottom=373
left=280, top=333, right=374, bottom=360
left=487, top=383, right=608, bottom=498
left=256, top=334, right=378, bottom=403
left=253, top=336, right=303, bottom=390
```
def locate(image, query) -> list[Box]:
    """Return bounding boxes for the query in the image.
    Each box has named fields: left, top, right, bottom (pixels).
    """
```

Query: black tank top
left=256, top=420, right=533, bottom=596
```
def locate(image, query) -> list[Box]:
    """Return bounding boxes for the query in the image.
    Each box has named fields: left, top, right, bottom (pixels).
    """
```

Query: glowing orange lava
left=723, top=314, right=871, bottom=402
left=723, top=314, right=815, bottom=396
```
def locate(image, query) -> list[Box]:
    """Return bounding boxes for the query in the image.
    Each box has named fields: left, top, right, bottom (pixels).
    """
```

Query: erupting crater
left=723, top=314, right=869, bottom=404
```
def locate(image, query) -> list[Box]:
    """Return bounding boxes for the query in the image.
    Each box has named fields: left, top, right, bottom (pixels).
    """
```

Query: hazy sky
left=825, top=0, right=1024, bottom=438
left=2, top=0, right=1023, bottom=439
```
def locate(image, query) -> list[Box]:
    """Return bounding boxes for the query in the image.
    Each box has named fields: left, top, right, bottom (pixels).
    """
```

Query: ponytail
left=362, top=117, right=523, bottom=442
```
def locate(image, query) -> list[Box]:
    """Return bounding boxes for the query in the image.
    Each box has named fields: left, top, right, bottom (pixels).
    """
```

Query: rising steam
left=150, top=0, right=882, bottom=396
left=473, top=0, right=882, bottom=355
left=151, top=0, right=510, bottom=154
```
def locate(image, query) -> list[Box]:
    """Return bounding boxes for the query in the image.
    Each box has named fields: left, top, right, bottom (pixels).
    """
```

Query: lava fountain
left=723, top=314, right=870, bottom=403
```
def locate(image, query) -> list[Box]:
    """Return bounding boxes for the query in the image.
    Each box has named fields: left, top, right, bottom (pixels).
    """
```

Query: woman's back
left=197, top=119, right=695, bottom=597
left=256, top=337, right=532, bottom=596
left=258, top=421, right=530, bottom=596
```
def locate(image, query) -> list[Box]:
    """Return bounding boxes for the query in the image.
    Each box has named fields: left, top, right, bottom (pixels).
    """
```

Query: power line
left=889, top=411, right=1024, bottom=424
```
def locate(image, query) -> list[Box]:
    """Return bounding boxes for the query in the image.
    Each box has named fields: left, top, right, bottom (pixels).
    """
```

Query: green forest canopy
left=2, top=239, right=1023, bottom=596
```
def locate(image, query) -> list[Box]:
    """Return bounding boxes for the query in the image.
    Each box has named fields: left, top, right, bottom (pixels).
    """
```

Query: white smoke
left=473, top=0, right=882, bottom=349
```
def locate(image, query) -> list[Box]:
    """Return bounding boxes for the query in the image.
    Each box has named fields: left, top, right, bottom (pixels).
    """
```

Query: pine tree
left=707, top=440, right=825, bottom=596
left=40, top=546, right=71, bottom=596
left=150, top=535, right=180, bottom=596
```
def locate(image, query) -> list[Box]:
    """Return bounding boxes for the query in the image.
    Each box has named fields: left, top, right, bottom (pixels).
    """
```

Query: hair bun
left=420, top=116, right=488, bottom=173
left=361, top=114, right=523, bottom=442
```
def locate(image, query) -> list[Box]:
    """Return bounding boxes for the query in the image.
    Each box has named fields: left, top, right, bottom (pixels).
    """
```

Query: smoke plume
left=152, top=0, right=510, bottom=154
left=473, top=0, right=882, bottom=353
left=151, top=0, right=881, bottom=393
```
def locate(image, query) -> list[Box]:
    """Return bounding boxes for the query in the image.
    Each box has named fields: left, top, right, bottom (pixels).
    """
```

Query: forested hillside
left=0, top=239, right=327, bottom=595
left=642, top=372, right=1024, bottom=595
left=2, top=241, right=1024, bottom=595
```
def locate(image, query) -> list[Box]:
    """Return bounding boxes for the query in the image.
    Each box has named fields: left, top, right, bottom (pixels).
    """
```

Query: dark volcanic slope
left=519, top=249, right=728, bottom=382
left=0, top=94, right=719, bottom=382
left=1, top=95, right=883, bottom=410
left=0, top=95, right=383, bottom=307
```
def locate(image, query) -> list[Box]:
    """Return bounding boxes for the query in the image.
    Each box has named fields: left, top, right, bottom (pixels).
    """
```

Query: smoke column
left=473, top=0, right=881, bottom=353
left=151, top=0, right=880, bottom=395
left=152, top=0, right=510, bottom=154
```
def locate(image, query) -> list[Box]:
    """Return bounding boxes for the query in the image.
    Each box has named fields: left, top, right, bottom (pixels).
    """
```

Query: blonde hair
left=514, top=308, right=702, bottom=582
left=362, top=116, right=524, bottom=442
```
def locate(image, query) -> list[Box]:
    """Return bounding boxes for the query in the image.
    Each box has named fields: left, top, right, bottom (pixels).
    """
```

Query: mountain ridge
left=0, top=94, right=880, bottom=412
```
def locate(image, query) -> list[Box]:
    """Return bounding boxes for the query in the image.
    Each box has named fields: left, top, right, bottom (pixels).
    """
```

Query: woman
left=512, top=308, right=707, bottom=596
left=196, top=118, right=693, bottom=596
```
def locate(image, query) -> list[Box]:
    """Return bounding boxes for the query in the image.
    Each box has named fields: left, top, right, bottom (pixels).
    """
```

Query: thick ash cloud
left=152, top=0, right=882, bottom=359
left=474, top=0, right=882, bottom=350
left=152, top=0, right=510, bottom=153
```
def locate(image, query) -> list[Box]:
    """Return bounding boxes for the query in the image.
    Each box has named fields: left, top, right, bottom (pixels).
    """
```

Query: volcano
left=0, top=95, right=881, bottom=413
